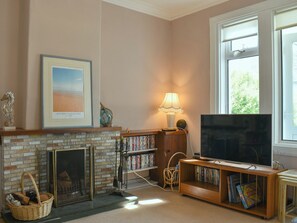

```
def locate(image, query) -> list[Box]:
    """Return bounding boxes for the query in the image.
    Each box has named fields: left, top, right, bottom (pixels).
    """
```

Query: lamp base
left=166, top=113, right=176, bottom=129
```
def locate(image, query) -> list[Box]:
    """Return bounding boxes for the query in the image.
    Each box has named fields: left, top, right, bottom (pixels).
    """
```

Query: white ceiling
left=103, top=0, right=230, bottom=21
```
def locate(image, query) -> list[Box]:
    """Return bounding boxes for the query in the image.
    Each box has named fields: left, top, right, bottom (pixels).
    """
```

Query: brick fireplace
left=0, top=127, right=121, bottom=212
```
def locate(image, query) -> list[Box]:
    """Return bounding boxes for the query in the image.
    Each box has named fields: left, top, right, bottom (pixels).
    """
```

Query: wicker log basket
left=163, top=152, right=187, bottom=191
left=7, top=172, right=54, bottom=221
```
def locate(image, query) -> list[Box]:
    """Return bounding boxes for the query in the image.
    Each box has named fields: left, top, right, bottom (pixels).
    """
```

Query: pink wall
left=1, top=0, right=170, bottom=130
left=18, top=0, right=30, bottom=128
left=24, top=0, right=101, bottom=128
left=101, top=3, right=171, bottom=130
left=0, top=0, right=265, bottom=132
left=0, top=0, right=21, bottom=127
left=171, top=0, right=265, bottom=154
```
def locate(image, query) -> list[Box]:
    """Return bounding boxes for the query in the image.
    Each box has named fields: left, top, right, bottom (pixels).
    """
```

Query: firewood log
left=58, top=171, right=71, bottom=181
left=40, top=193, right=50, bottom=202
left=12, top=192, right=30, bottom=205
left=57, top=180, right=72, bottom=188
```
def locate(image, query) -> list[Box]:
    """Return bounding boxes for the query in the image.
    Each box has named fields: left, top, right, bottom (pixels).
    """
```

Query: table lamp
left=159, top=93, right=183, bottom=130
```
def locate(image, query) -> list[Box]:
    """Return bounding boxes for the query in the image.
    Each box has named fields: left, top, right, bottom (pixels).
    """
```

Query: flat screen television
left=200, top=114, right=272, bottom=167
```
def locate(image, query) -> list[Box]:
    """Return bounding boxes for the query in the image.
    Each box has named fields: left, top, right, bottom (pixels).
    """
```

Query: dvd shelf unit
left=121, top=130, right=159, bottom=174
left=179, top=159, right=281, bottom=219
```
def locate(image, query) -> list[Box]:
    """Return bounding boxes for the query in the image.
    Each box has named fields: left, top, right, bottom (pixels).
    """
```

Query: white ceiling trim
left=170, top=0, right=229, bottom=20
left=103, top=0, right=172, bottom=20
left=103, top=0, right=230, bottom=21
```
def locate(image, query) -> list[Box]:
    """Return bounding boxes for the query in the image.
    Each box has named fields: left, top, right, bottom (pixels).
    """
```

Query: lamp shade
left=159, top=93, right=183, bottom=114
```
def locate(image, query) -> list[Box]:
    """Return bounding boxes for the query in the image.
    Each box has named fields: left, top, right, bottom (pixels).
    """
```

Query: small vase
left=100, top=103, right=113, bottom=127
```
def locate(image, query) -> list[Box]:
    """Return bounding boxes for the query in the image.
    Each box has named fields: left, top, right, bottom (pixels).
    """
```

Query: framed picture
left=41, top=55, right=93, bottom=128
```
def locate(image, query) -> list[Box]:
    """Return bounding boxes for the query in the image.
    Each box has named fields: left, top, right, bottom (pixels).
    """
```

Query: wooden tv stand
left=179, top=159, right=281, bottom=219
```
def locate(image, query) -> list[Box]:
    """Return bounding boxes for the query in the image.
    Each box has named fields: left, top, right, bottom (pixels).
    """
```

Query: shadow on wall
left=174, top=113, right=198, bottom=157
left=143, top=111, right=166, bottom=130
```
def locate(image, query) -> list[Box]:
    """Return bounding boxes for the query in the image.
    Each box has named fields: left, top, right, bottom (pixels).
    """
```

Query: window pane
left=228, top=56, right=259, bottom=114
left=282, top=26, right=297, bottom=140
left=222, top=18, right=258, bottom=42
left=231, top=35, right=258, bottom=51
left=293, top=43, right=297, bottom=125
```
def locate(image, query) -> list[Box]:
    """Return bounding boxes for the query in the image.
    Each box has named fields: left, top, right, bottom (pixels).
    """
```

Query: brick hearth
left=0, top=127, right=121, bottom=212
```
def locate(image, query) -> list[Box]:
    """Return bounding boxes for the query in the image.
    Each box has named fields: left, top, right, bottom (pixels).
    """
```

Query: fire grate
left=48, top=147, right=94, bottom=207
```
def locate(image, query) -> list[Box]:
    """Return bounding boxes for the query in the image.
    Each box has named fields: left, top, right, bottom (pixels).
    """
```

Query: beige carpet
left=67, top=186, right=283, bottom=223
left=0, top=186, right=289, bottom=223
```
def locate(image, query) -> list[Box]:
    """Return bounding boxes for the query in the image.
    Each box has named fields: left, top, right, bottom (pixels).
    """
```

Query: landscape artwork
left=52, top=66, right=85, bottom=119
left=41, top=55, right=92, bottom=128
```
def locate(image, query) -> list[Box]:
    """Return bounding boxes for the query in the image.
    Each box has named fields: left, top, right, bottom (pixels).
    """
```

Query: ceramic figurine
left=1, top=91, right=16, bottom=129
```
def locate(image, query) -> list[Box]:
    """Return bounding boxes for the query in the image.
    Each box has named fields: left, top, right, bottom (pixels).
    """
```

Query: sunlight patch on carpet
left=124, top=203, right=139, bottom=210
left=138, top=199, right=164, bottom=205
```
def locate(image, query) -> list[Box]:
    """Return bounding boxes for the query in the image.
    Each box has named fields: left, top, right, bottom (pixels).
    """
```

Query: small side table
left=278, top=170, right=297, bottom=223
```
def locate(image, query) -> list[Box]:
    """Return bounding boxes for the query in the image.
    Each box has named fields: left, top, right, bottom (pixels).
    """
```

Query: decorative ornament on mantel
left=1, top=91, right=16, bottom=131
left=100, top=103, right=113, bottom=127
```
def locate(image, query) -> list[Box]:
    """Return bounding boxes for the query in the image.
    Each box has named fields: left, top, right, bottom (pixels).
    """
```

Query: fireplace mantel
left=0, top=127, right=122, bottom=137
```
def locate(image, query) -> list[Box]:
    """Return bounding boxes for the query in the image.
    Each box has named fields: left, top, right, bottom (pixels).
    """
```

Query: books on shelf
left=127, top=135, right=155, bottom=152
left=127, top=153, right=155, bottom=171
left=194, top=166, right=220, bottom=186
left=236, top=182, right=262, bottom=209
left=228, top=174, right=241, bottom=203
left=123, top=135, right=156, bottom=172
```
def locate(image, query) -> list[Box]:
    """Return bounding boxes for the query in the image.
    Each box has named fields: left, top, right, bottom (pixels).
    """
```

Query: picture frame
left=41, top=55, right=93, bottom=128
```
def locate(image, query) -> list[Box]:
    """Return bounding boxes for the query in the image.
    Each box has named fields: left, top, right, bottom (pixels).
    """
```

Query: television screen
left=200, top=114, right=272, bottom=167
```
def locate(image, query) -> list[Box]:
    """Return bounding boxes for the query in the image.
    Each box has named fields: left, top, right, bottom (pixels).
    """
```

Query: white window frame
left=274, top=24, right=297, bottom=155
left=210, top=0, right=297, bottom=157
left=223, top=34, right=259, bottom=114
left=281, top=31, right=297, bottom=140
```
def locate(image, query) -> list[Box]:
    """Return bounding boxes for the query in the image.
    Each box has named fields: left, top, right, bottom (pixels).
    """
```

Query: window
left=275, top=8, right=297, bottom=141
left=210, top=0, right=297, bottom=155
left=220, top=18, right=259, bottom=114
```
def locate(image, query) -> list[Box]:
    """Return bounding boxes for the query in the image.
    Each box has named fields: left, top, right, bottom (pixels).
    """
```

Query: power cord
left=131, top=170, right=172, bottom=192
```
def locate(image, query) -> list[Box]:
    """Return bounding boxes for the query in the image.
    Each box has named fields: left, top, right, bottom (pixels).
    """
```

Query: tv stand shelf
left=179, top=159, right=281, bottom=219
